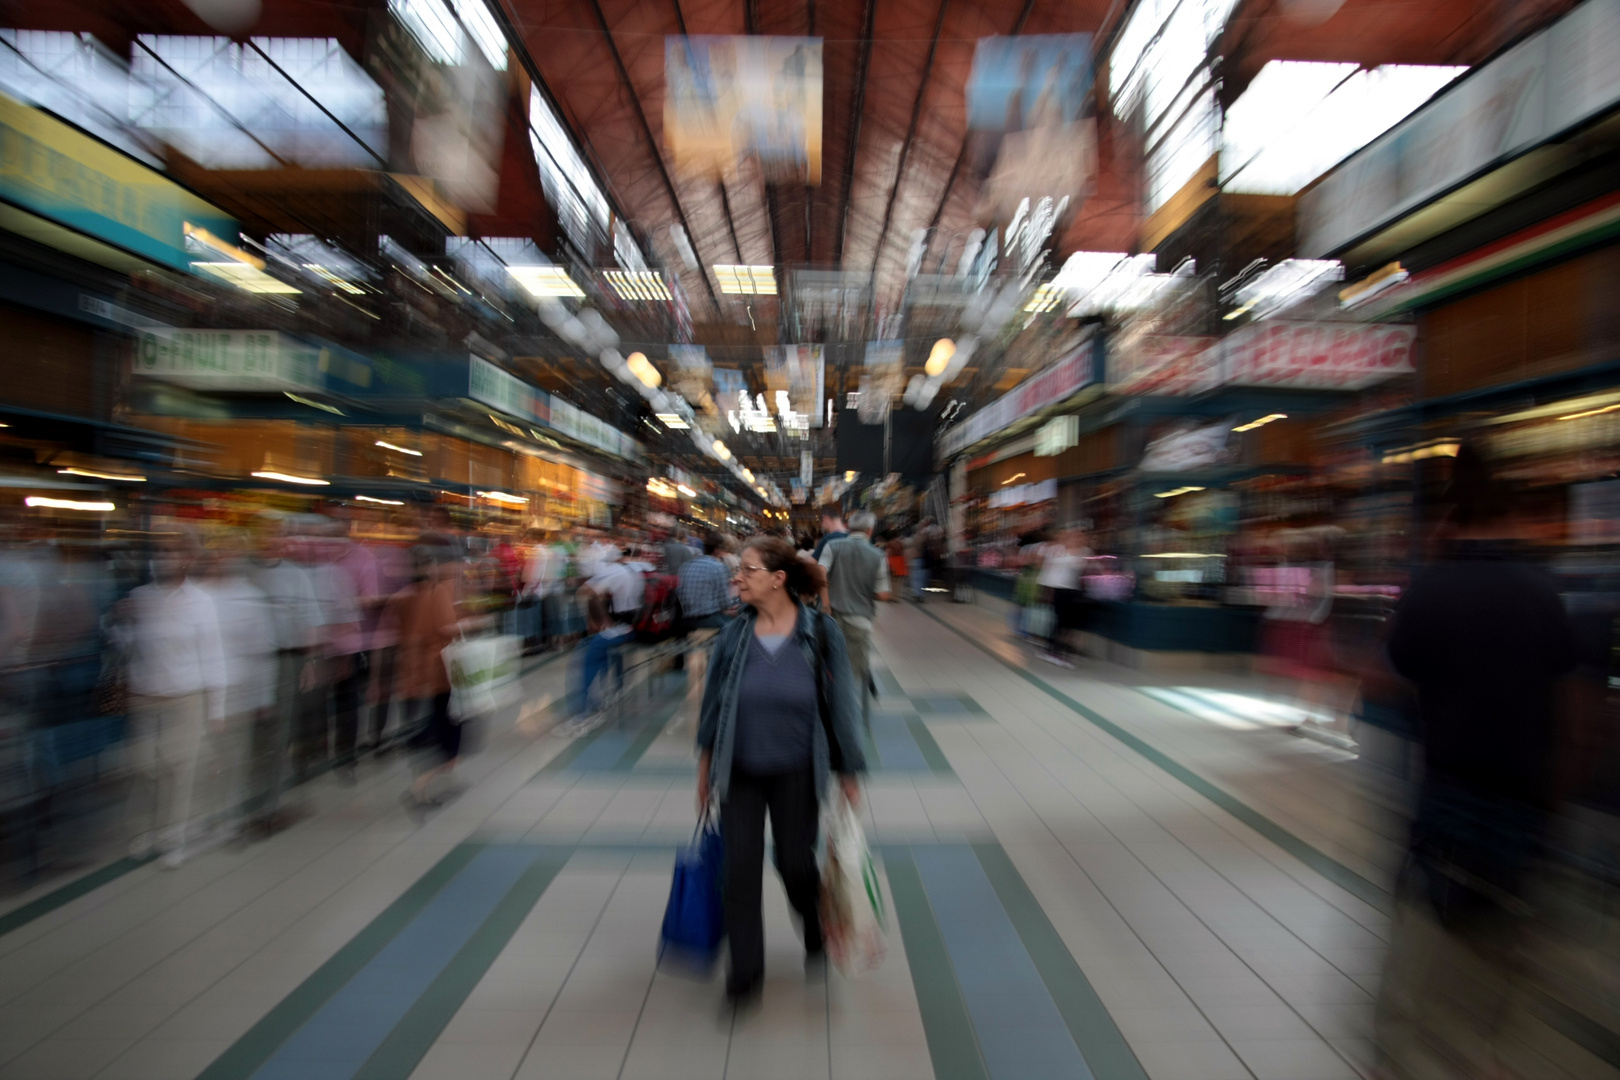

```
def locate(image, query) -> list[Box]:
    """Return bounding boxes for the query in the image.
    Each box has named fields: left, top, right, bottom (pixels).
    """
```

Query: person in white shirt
left=575, top=531, right=616, bottom=582
left=561, top=546, right=641, bottom=733
left=121, top=529, right=226, bottom=867
left=521, top=530, right=562, bottom=650
left=247, top=517, right=323, bottom=830
left=198, top=544, right=275, bottom=842
left=1035, top=528, right=1091, bottom=668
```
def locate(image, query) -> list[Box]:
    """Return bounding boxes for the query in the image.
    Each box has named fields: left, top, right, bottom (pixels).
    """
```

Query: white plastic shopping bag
left=820, top=796, right=886, bottom=976
left=443, top=634, right=522, bottom=722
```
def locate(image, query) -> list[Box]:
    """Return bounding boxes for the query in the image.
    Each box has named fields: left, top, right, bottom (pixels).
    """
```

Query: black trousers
left=722, top=765, right=822, bottom=994
left=332, top=652, right=368, bottom=768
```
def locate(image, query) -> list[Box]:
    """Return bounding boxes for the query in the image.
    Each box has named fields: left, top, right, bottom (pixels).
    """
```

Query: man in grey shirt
left=819, top=510, right=890, bottom=727
left=662, top=528, right=695, bottom=575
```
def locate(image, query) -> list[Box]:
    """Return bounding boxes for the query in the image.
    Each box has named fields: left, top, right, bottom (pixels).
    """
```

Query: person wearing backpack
left=695, top=535, right=867, bottom=1006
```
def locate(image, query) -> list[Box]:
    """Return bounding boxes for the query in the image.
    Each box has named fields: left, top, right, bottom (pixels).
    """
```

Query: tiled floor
left=0, top=600, right=1497, bottom=1080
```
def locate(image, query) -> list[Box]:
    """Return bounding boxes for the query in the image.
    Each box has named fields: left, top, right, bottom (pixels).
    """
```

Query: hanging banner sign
left=858, top=340, right=905, bottom=424
left=765, top=344, right=825, bottom=426
left=665, top=36, right=823, bottom=184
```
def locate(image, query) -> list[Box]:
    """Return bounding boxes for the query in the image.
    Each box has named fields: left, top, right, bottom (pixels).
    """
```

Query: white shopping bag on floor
left=820, top=796, right=886, bottom=976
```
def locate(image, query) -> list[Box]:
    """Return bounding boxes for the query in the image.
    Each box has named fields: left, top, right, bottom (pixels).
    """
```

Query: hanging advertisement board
left=764, top=344, right=824, bottom=426
left=665, top=36, right=823, bottom=183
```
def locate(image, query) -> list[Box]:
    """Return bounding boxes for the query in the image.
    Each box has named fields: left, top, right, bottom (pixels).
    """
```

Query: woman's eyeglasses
left=735, top=563, right=767, bottom=577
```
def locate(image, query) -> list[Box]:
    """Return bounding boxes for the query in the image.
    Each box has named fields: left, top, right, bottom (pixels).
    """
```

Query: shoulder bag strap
left=812, top=611, right=845, bottom=773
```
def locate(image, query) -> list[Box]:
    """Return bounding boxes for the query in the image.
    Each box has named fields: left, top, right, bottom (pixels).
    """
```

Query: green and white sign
left=468, top=355, right=548, bottom=425
left=133, top=329, right=322, bottom=391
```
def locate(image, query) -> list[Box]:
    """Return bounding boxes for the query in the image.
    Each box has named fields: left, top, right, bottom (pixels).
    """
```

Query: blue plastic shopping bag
left=658, top=811, right=725, bottom=975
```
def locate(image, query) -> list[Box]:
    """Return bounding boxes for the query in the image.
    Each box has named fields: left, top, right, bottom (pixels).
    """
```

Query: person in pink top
left=328, top=519, right=380, bottom=781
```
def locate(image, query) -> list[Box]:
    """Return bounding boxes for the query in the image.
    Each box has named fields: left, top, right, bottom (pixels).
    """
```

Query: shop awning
left=0, top=404, right=202, bottom=464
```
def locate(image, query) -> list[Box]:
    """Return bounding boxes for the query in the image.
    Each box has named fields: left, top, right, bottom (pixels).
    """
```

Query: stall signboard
left=133, top=330, right=322, bottom=391
left=0, top=91, right=236, bottom=272
left=989, top=479, right=1057, bottom=507
left=468, top=356, right=549, bottom=426
left=1222, top=322, right=1415, bottom=390
left=1106, top=322, right=1414, bottom=394
left=1035, top=415, right=1079, bottom=456
left=1301, top=0, right=1620, bottom=256
left=938, top=340, right=1096, bottom=458
left=551, top=395, right=641, bottom=462
left=1107, top=333, right=1219, bottom=395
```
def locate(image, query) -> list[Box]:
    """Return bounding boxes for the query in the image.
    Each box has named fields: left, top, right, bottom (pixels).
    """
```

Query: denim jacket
left=696, top=603, right=867, bottom=805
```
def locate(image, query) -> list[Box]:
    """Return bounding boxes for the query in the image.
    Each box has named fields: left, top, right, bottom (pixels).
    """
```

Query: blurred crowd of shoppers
left=0, top=509, right=758, bottom=888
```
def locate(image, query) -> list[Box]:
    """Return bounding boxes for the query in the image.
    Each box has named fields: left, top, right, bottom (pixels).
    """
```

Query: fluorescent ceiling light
left=304, top=264, right=366, bottom=295
left=478, top=490, right=529, bottom=504
left=713, top=265, right=777, bottom=295
left=184, top=223, right=263, bottom=268
left=286, top=393, right=343, bottom=416
left=1153, top=486, right=1207, bottom=498
left=194, top=262, right=301, bottom=294
left=375, top=440, right=424, bottom=457
left=604, top=270, right=671, bottom=301
left=1048, top=252, right=1192, bottom=316
left=252, top=470, right=330, bottom=486
left=389, top=0, right=508, bottom=70
left=26, top=496, right=115, bottom=512
left=1340, top=262, right=1409, bottom=307
left=655, top=413, right=690, bottom=429
left=677, top=484, right=696, bottom=497
left=507, top=266, right=584, bottom=298
left=1561, top=403, right=1620, bottom=421
left=1222, top=62, right=1467, bottom=196
left=58, top=467, right=145, bottom=482
left=1381, top=441, right=1459, bottom=464
left=1228, top=261, right=1342, bottom=320
left=354, top=495, right=405, bottom=506
left=1140, top=551, right=1226, bottom=557
left=1232, top=414, right=1286, bottom=433
left=1024, top=284, right=1063, bottom=313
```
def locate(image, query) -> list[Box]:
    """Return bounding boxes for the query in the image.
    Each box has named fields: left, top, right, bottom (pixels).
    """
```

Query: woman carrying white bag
left=695, top=536, right=873, bottom=1007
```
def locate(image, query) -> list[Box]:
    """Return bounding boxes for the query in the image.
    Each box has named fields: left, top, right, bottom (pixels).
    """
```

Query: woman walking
left=696, top=535, right=867, bottom=1005
left=392, top=540, right=463, bottom=810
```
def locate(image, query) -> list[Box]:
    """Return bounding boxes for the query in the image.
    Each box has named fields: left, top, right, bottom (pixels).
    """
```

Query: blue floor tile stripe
left=912, top=846, right=1096, bottom=1080
left=248, top=846, right=540, bottom=1080
left=568, top=730, right=635, bottom=771
left=872, top=714, right=930, bottom=772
